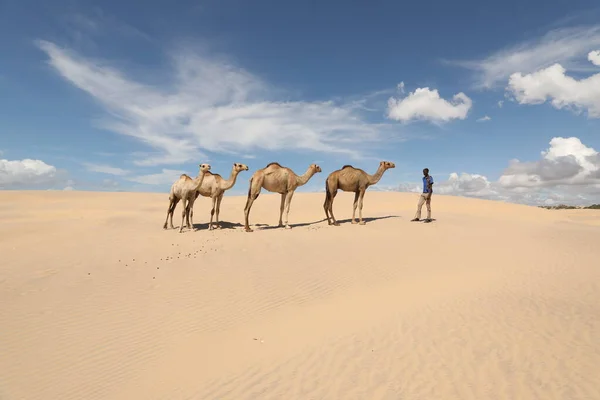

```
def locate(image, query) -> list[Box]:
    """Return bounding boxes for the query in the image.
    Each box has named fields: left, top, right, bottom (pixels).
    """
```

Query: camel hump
left=265, top=162, right=283, bottom=168
left=342, top=165, right=354, bottom=169
left=180, top=174, right=192, bottom=180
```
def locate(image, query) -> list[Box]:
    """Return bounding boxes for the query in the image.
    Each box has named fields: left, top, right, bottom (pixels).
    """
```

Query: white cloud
left=387, top=87, right=472, bottom=123
left=83, top=162, right=130, bottom=176
left=397, top=81, right=405, bottom=93
left=397, top=137, right=600, bottom=206
left=127, top=169, right=186, bottom=185
left=589, top=50, right=600, bottom=66
left=0, top=158, right=59, bottom=188
left=435, top=172, right=498, bottom=197
left=498, top=137, right=599, bottom=188
left=506, top=57, right=600, bottom=118
left=477, top=115, right=491, bottom=122
left=37, top=40, right=388, bottom=167
left=497, top=100, right=504, bottom=108
left=452, top=25, right=600, bottom=88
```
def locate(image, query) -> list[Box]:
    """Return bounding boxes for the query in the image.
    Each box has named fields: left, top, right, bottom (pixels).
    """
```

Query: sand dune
left=1, top=190, right=599, bottom=399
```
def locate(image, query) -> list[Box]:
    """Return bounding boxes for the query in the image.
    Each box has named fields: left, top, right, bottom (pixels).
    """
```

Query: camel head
left=198, top=163, right=212, bottom=174
left=310, top=164, right=322, bottom=173
left=380, top=161, right=395, bottom=170
left=233, top=162, right=250, bottom=172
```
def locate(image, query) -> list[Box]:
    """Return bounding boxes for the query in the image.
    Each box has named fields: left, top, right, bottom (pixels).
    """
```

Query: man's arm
left=427, top=176, right=434, bottom=193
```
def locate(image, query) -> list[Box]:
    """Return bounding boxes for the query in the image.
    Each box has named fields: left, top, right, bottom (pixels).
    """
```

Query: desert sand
left=1, top=190, right=599, bottom=400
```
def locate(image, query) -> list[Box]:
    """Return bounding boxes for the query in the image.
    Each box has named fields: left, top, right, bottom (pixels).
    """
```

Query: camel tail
left=324, top=178, right=331, bottom=205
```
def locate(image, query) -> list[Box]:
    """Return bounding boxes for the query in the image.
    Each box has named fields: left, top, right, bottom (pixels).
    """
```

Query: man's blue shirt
left=422, top=175, right=433, bottom=193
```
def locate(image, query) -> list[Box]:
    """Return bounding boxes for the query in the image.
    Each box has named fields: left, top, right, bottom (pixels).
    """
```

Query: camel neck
left=367, top=166, right=386, bottom=185
left=296, top=167, right=315, bottom=186
left=222, top=169, right=239, bottom=190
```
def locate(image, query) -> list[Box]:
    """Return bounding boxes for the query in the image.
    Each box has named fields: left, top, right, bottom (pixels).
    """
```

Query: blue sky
left=1, top=0, right=600, bottom=205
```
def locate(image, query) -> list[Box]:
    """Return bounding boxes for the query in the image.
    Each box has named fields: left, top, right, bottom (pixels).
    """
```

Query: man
left=411, top=168, right=433, bottom=223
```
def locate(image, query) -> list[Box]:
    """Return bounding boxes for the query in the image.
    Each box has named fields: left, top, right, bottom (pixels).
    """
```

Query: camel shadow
left=334, top=215, right=400, bottom=225
left=192, top=221, right=244, bottom=230
left=257, top=215, right=399, bottom=230
left=257, top=218, right=328, bottom=230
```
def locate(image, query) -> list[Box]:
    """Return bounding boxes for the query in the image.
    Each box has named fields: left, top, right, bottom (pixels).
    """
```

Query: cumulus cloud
left=477, top=115, right=491, bottom=122
left=82, top=162, right=130, bottom=176
left=398, top=172, right=498, bottom=197
left=437, top=172, right=497, bottom=197
left=0, top=158, right=59, bottom=188
left=498, top=137, right=599, bottom=188
left=589, top=50, right=600, bottom=66
left=507, top=58, right=600, bottom=118
left=387, top=87, right=472, bottom=123
left=36, top=40, right=389, bottom=167
left=397, top=137, right=600, bottom=205
left=451, top=25, right=600, bottom=88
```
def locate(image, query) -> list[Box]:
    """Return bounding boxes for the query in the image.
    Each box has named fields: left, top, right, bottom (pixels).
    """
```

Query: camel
left=244, top=162, right=322, bottom=232
left=323, top=161, right=395, bottom=226
left=162, top=163, right=211, bottom=233
left=187, top=162, right=250, bottom=230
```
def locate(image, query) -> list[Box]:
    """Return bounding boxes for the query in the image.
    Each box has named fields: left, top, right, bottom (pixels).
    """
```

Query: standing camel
left=244, top=162, right=322, bottom=232
left=188, top=162, right=250, bottom=230
left=163, top=163, right=211, bottom=233
left=323, top=161, right=395, bottom=226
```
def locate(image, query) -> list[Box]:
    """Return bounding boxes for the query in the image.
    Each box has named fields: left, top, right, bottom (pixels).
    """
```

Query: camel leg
left=283, top=190, right=295, bottom=229
left=358, top=189, right=366, bottom=225
left=244, top=176, right=262, bottom=232
left=323, top=194, right=331, bottom=224
left=278, top=193, right=286, bottom=227
left=215, top=194, right=223, bottom=228
left=172, top=197, right=180, bottom=229
left=328, top=189, right=340, bottom=226
left=179, top=197, right=188, bottom=233
left=164, top=197, right=179, bottom=229
left=351, top=191, right=360, bottom=224
left=163, top=198, right=174, bottom=229
left=324, top=181, right=333, bottom=224
left=187, top=191, right=201, bottom=228
left=187, top=197, right=197, bottom=230
left=209, top=195, right=217, bottom=230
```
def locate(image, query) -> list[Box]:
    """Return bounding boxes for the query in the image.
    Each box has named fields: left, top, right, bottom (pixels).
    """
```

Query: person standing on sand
left=411, top=168, right=433, bottom=223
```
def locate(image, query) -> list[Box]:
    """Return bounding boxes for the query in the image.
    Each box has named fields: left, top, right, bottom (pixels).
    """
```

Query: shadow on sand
left=257, top=215, right=400, bottom=230
left=412, top=218, right=437, bottom=224
left=333, top=215, right=400, bottom=225
left=257, top=218, right=328, bottom=230
left=192, top=221, right=244, bottom=230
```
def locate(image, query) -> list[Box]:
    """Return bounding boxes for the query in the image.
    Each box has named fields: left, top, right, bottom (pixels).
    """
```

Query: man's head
left=423, top=168, right=429, bottom=176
